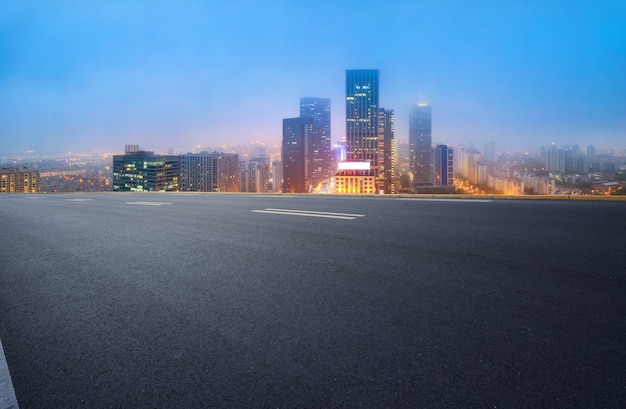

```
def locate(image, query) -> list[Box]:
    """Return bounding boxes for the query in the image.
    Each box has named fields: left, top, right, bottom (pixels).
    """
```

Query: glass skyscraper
left=409, top=103, right=432, bottom=185
left=345, top=69, right=380, bottom=170
left=300, top=97, right=331, bottom=186
left=282, top=116, right=313, bottom=193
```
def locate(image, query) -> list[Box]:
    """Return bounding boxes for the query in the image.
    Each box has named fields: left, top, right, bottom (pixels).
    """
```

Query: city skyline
left=1, top=1, right=624, bottom=154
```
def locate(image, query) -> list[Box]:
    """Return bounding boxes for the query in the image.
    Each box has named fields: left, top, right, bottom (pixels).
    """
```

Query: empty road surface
left=1, top=193, right=625, bottom=407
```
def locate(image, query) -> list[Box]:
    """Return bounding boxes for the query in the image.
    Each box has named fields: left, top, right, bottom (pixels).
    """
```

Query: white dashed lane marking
left=126, top=201, right=173, bottom=206
left=252, top=208, right=365, bottom=220
left=397, top=198, right=493, bottom=203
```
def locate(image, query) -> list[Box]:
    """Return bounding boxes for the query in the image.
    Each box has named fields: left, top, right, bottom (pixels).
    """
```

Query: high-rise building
left=409, top=103, right=432, bottom=185
left=345, top=69, right=380, bottom=173
left=378, top=108, right=395, bottom=193
left=282, top=116, right=313, bottom=193
left=432, top=144, right=454, bottom=188
left=112, top=150, right=179, bottom=192
left=179, top=152, right=240, bottom=192
left=0, top=168, right=40, bottom=193
left=300, top=98, right=332, bottom=186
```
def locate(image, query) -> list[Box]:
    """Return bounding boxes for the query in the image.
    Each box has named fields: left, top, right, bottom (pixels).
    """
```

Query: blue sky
left=1, top=0, right=624, bottom=154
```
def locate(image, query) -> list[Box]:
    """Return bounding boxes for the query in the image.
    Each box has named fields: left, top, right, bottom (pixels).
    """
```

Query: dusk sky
left=1, top=0, right=625, bottom=155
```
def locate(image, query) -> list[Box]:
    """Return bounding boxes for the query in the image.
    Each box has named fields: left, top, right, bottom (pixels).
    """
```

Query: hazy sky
left=1, top=0, right=625, bottom=154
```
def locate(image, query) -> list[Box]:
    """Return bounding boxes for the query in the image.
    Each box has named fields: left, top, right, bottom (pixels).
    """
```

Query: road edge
left=0, top=338, right=18, bottom=409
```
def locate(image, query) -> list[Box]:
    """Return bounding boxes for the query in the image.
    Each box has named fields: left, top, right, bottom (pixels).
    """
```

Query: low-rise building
left=333, top=162, right=376, bottom=194
left=112, top=150, right=179, bottom=192
left=0, top=168, right=40, bottom=193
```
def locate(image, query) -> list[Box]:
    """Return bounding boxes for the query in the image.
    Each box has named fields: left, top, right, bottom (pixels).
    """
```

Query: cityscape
left=1, top=2, right=625, bottom=407
left=2, top=69, right=625, bottom=196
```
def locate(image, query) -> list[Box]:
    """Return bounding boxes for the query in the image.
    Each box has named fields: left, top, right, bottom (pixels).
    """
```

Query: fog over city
left=1, top=0, right=624, bottom=155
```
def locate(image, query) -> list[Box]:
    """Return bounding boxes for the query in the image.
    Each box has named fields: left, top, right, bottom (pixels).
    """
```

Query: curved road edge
left=0, top=338, right=18, bottom=409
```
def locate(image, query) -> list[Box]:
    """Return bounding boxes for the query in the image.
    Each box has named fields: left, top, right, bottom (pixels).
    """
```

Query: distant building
left=179, top=152, right=240, bottom=192
left=112, top=150, right=179, bottom=192
left=0, top=168, right=40, bottom=193
left=248, top=156, right=270, bottom=193
left=271, top=160, right=283, bottom=193
left=239, top=161, right=249, bottom=192
left=587, top=145, right=596, bottom=170
left=395, top=139, right=410, bottom=174
left=409, top=103, right=432, bottom=185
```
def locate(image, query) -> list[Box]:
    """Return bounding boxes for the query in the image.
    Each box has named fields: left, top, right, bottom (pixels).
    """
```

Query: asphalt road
left=1, top=193, right=625, bottom=408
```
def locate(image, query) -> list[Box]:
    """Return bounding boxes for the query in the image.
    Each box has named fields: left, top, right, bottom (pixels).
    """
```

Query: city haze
left=1, top=0, right=624, bottom=154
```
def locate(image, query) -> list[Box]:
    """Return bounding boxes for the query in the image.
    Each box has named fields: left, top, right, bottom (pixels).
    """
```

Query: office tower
left=432, top=144, right=454, bottom=187
left=179, top=152, right=240, bottom=192
left=345, top=69, right=380, bottom=174
left=0, top=168, right=40, bottom=193
left=112, top=150, right=179, bottom=192
left=409, top=103, right=432, bottom=185
left=282, top=116, right=313, bottom=193
left=300, top=98, right=332, bottom=186
left=378, top=108, right=395, bottom=193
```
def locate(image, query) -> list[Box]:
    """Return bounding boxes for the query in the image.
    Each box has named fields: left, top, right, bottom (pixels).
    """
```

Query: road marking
left=23, top=196, right=45, bottom=200
left=126, top=201, right=172, bottom=206
left=397, top=198, right=493, bottom=203
left=253, top=195, right=296, bottom=198
left=66, top=198, right=94, bottom=202
left=252, top=208, right=365, bottom=220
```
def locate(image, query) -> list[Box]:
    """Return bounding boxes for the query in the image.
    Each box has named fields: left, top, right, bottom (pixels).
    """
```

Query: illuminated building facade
left=378, top=108, right=395, bottom=193
left=346, top=69, right=380, bottom=178
left=282, top=116, right=313, bottom=193
left=112, top=150, right=179, bottom=192
left=300, top=97, right=332, bottom=186
left=409, top=103, right=432, bottom=185
left=333, top=162, right=376, bottom=194
left=0, top=168, right=40, bottom=193
left=179, top=152, right=240, bottom=192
